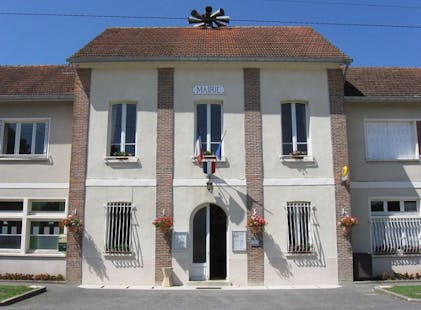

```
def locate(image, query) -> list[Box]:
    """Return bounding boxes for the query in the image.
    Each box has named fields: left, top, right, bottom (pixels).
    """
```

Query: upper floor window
left=281, top=103, right=308, bottom=156
left=196, top=103, right=222, bottom=154
left=110, top=103, right=137, bottom=156
left=0, top=120, right=48, bottom=156
left=365, top=120, right=420, bottom=161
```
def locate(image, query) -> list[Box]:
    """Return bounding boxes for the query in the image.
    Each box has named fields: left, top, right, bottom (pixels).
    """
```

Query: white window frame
left=195, top=101, right=224, bottom=156
left=369, top=198, right=420, bottom=216
left=364, top=119, right=420, bottom=161
left=0, top=118, right=50, bottom=159
left=108, top=102, right=137, bottom=157
left=104, top=202, right=134, bottom=256
left=280, top=101, right=311, bottom=158
left=0, top=198, right=67, bottom=255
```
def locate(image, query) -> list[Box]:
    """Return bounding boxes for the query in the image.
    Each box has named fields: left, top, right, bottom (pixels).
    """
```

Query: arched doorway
left=191, top=204, right=227, bottom=280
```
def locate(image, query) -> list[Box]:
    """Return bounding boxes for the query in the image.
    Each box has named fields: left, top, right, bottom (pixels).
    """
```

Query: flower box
left=289, top=151, right=307, bottom=159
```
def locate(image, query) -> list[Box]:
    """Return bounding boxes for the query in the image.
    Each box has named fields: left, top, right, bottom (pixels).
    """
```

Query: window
left=281, top=103, right=308, bottom=156
left=30, top=201, right=65, bottom=213
left=365, top=120, right=421, bottom=160
left=0, top=220, right=22, bottom=249
left=110, top=103, right=137, bottom=156
left=105, top=202, right=133, bottom=254
left=196, top=103, right=222, bottom=154
left=287, top=202, right=313, bottom=253
left=370, top=199, right=421, bottom=255
left=0, top=201, right=23, bottom=212
left=0, top=199, right=66, bottom=253
left=0, top=120, right=48, bottom=156
left=29, top=221, right=63, bottom=250
left=370, top=199, right=419, bottom=214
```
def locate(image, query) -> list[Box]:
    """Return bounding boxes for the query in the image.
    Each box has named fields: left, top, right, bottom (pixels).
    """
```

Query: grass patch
left=386, top=285, right=421, bottom=299
left=0, top=285, right=34, bottom=302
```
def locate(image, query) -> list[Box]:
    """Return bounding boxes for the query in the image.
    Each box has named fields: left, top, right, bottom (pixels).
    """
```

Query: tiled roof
left=69, top=27, right=350, bottom=63
left=0, top=65, right=74, bottom=97
left=345, top=67, right=421, bottom=97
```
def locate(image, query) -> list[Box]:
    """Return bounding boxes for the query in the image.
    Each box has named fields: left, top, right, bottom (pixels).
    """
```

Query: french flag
left=194, top=136, right=203, bottom=164
left=203, top=160, right=216, bottom=175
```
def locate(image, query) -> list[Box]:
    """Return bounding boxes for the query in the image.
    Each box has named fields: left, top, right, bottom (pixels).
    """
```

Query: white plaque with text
left=232, top=231, right=247, bottom=252
left=192, top=85, right=224, bottom=95
left=173, top=232, right=188, bottom=251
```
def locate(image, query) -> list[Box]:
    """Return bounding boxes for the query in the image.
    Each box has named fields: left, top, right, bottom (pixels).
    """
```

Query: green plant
left=289, top=150, right=307, bottom=157
left=112, top=151, right=131, bottom=156
left=0, top=273, right=65, bottom=281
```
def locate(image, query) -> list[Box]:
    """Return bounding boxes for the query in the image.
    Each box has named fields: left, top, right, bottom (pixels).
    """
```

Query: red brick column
left=155, top=68, right=174, bottom=284
left=66, top=68, right=91, bottom=284
left=244, top=68, right=264, bottom=285
left=328, top=69, right=353, bottom=282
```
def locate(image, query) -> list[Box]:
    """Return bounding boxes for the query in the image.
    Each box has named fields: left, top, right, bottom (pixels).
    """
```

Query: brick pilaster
left=244, top=68, right=264, bottom=285
left=328, top=69, right=353, bottom=282
left=66, top=68, right=91, bottom=284
left=155, top=68, right=174, bottom=284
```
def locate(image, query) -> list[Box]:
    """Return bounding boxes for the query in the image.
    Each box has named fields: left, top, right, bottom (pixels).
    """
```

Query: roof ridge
left=105, top=25, right=314, bottom=30
left=349, top=66, right=421, bottom=70
left=0, top=64, right=72, bottom=68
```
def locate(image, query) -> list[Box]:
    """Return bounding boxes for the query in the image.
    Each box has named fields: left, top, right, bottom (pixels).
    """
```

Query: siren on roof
left=188, top=6, right=230, bottom=29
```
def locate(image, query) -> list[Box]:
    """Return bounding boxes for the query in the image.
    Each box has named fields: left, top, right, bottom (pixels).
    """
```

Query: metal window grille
left=105, top=202, right=133, bottom=254
left=371, top=216, right=421, bottom=255
left=287, top=202, right=313, bottom=253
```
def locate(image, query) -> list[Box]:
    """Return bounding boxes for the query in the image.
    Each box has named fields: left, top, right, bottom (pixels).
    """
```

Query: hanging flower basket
left=60, top=214, right=82, bottom=233
left=247, top=214, right=267, bottom=234
left=152, top=216, right=173, bottom=234
left=338, top=214, right=358, bottom=234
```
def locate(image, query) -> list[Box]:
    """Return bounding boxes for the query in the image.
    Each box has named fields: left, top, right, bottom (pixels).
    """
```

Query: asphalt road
left=4, top=282, right=421, bottom=310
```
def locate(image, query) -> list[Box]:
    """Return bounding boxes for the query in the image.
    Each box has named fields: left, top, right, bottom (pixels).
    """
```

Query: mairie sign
left=192, top=84, right=224, bottom=95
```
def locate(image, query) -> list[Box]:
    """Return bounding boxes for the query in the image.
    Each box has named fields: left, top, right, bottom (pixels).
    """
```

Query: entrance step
left=187, top=280, right=232, bottom=287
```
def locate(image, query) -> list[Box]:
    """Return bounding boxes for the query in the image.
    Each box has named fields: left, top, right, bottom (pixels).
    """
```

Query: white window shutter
left=366, top=122, right=388, bottom=159
left=388, top=122, right=414, bottom=159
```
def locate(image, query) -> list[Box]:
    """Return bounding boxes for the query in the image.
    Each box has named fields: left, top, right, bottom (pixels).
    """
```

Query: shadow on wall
left=292, top=208, right=326, bottom=268
left=265, top=233, right=292, bottom=279
left=212, top=176, right=247, bottom=226
left=83, top=233, right=109, bottom=281
left=390, top=256, right=421, bottom=266
left=109, top=212, right=143, bottom=268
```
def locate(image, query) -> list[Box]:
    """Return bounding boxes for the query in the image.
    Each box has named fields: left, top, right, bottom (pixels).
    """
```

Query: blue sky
left=0, top=0, right=420, bottom=67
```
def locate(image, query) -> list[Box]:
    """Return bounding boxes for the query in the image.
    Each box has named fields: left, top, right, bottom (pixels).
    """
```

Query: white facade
left=80, top=62, right=341, bottom=286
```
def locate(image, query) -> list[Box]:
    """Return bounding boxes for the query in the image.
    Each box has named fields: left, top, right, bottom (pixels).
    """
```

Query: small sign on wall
left=58, top=234, right=67, bottom=252
left=173, top=232, right=188, bottom=251
left=232, top=231, right=247, bottom=252
left=192, top=85, right=224, bottom=95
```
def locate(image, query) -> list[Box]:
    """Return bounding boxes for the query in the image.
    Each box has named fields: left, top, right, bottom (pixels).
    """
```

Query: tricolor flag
left=203, top=161, right=216, bottom=175
left=194, top=136, right=203, bottom=164
left=215, top=130, right=227, bottom=160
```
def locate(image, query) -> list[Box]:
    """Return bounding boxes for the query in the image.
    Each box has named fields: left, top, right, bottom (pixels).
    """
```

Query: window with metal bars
left=105, top=202, right=133, bottom=254
left=287, top=202, right=313, bottom=253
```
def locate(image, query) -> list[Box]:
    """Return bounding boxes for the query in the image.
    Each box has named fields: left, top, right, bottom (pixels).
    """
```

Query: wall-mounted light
left=206, top=179, right=213, bottom=193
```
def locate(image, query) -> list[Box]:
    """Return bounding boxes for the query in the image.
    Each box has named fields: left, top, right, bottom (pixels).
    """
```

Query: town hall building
left=0, top=24, right=420, bottom=287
